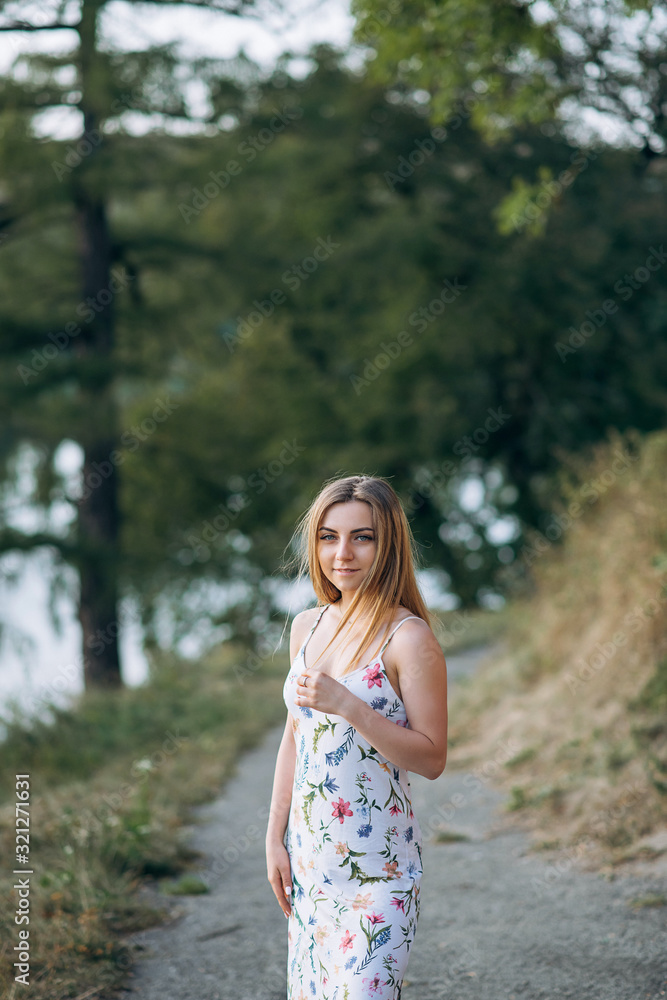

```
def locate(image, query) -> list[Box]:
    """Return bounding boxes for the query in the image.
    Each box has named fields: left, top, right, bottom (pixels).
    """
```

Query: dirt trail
left=118, top=647, right=667, bottom=1000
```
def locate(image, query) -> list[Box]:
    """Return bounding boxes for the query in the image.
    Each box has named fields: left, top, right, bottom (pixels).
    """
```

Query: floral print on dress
left=283, top=605, right=424, bottom=1000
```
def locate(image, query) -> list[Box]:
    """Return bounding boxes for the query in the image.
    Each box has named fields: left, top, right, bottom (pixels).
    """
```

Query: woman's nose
left=336, top=538, right=352, bottom=560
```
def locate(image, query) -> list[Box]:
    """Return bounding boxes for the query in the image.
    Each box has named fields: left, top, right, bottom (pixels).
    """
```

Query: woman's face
left=317, top=500, right=377, bottom=598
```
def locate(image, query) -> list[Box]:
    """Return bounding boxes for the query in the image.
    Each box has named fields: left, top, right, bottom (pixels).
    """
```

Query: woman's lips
left=334, top=568, right=358, bottom=574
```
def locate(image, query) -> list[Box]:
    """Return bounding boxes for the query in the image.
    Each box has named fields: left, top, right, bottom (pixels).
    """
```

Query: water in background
left=0, top=550, right=458, bottom=724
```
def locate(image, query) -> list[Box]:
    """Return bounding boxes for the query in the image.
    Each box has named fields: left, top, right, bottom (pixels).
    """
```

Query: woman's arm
left=265, top=713, right=297, bottom=844
left=295, top=620, right=448, bottom=780
left=265, top=610, right=316, bottom=917
left=265, top=715, right=296, bottom=917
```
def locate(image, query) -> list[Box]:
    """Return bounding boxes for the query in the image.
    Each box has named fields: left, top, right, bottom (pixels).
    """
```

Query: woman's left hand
left=295, top=670, right=352, bottom=717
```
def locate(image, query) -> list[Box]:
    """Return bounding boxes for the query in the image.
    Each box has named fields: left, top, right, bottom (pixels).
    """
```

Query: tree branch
left=0, top=528, right=76, bottom=559
left=0, top=21, right=78, bottom=32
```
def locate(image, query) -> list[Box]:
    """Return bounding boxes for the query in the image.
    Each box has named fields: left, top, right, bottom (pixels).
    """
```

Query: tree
left=350, top=0, right=667, bottom=220
left=0, top=0, right=280, bottom=688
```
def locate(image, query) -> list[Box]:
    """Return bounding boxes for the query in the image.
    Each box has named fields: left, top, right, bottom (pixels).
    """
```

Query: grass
left=446, top=428, right=667, bottom=867
left=160, top=875, right=210, bottom=895
left=433, top=829, right=470, bottom=843
left=430, top=605, right=511, bottom=655
left=0, top=596, right=496, bottom=1000
left=628, top=894, right=667, bottom=910
left=0, top=641, right=289, bottom=1000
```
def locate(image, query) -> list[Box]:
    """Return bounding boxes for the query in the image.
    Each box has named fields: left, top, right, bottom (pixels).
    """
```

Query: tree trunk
left=75, top=0, right=122, bottom=688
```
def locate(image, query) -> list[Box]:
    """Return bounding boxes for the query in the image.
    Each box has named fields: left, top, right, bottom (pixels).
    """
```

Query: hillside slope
left=449, top=428, right=667, bottom=866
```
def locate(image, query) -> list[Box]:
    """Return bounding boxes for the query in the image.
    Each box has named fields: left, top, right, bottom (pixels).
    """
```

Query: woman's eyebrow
left=318, top=526, right=375, bottom=533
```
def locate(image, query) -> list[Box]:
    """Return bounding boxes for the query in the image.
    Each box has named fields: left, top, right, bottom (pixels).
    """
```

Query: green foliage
left=632, top=658, right=667, bottom=713
left=1, top=12, right=667, bottom=664
left=351, top=0, right=667, bottom=155
left=161, top=875, right=210, bottom=895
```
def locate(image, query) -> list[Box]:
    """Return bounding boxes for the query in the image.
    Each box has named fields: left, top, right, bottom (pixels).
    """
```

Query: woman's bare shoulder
left=389, top=612, right=443, bottom=656
left=289, top=605, right=325, bottom=656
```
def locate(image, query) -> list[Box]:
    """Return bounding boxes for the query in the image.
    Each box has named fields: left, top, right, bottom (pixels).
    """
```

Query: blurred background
left=0, top=0, right=666, bottom=996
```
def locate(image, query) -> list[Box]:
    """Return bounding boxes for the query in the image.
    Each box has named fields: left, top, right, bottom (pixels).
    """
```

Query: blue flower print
left=300, top=706, right=313, bottom=718
left=345, top=956, right=357, bottom=970
left=323, top=772, right=339, bottom=793
left=404, top=826, right=413, bottom=843
left=371, top=697, right=388, bottom=710
left=357, top=823, right=373, bottom=838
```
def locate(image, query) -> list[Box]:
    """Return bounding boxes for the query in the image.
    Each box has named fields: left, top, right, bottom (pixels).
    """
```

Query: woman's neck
left=333, top=595, right=379, bottom=621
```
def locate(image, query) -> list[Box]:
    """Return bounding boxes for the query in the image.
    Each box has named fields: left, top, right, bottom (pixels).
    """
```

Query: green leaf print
left=312, top=717, right=338, bottom=754
left=348, top=858, right=391, bottom=885
left=356, top=920, right=393, bottom=971
left=325, top=726, right=356, bottom=766
left=354, top=773, right=383, bottom=817
left=383, top=782, right=405, bottom=813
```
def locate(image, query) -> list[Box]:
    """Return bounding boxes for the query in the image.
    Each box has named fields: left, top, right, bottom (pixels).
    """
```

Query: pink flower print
left=366, top=912, right=385, bottom=925
left=340, top=930, right=356, bottom=952
left=363, top=664, right=383, bottom=688
left=383, top=861, right=403, bottom=879
left=390, top=897, right=406, bottom=913
left=389, top=803, right=403, bottom=816
left=315, top=924, right=330, bottom=945
left=351, top=892, right=372, bottom=911
left=332, top=798, right=353, bottom=823
left=362, top=973, right=383, bottom=994
left=335, top=841, right=350, bottom=856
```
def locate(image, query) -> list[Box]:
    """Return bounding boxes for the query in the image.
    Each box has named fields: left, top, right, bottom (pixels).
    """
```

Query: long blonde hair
left=286, top=474, right=431, bottom=676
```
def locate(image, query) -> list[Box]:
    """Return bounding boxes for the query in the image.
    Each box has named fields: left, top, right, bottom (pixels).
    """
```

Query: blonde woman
left=266, top=474, right=448, bottom=1000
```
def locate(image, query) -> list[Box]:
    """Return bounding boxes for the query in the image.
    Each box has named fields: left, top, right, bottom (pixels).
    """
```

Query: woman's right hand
left=266, top=838, right=293, bottom=917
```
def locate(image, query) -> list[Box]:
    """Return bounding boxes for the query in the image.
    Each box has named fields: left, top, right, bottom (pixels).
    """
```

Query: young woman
left=265, top=475, right=448, bottom=1000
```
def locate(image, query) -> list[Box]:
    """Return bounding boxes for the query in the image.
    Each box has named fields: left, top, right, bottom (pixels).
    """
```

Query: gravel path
left=118, top=647, right=667, bottom=1000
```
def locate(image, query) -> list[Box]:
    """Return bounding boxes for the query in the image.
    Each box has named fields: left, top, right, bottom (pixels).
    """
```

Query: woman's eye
left=356, top=534, right=374, bottom=542
left=319, top=534, right=335, bottom=541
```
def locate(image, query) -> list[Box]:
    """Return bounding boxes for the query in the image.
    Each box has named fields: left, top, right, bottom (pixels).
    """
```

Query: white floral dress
left=283, top=604, right=424, bottom=1000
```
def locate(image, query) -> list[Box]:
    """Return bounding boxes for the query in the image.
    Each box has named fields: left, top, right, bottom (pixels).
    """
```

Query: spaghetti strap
left=379, top=614, right=424, bottom=654
left=299, top=603, right=330, bottom=659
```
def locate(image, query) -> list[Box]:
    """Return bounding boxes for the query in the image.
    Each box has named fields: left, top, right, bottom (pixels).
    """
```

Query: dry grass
left=0, top=643, right=288, bottom=1000
left=448, top=428, right=667, bottom=867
